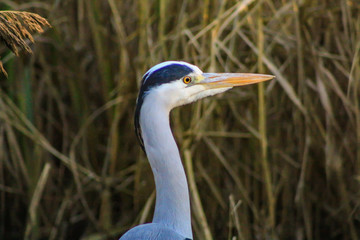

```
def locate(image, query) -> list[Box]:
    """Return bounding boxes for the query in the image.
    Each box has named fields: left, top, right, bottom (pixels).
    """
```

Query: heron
left=120, top=61, right=274, bottom=240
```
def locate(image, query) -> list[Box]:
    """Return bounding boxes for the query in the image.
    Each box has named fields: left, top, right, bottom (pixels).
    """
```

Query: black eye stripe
left=141, top=65, right=193, bottom=93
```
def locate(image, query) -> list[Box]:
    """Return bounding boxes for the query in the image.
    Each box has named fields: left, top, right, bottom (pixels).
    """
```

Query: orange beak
left=199, top=73, right=275, bottom=89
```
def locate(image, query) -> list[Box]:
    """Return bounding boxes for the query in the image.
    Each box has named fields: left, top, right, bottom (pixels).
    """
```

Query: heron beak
left=198, top=73, right=275, bottom=89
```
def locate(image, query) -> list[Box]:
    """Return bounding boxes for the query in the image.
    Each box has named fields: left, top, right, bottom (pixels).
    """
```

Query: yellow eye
left=183, top=76, right=192, bottom=84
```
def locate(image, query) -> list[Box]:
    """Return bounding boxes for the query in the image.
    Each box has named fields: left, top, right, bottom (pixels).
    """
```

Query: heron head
left=136, top=61, right=274, bottom=109
left=134, top=61, right=274, bottom=149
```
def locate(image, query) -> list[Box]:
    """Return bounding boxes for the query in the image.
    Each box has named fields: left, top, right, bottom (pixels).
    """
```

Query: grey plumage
left=120, top=223, right=191, bottom=240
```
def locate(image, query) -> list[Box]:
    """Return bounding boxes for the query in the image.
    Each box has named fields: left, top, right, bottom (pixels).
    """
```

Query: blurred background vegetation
left=0, top=0, right=359, bottom=239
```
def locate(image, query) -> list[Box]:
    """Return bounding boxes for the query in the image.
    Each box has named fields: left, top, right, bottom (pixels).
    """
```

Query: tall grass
left=0, top=0, right=359, bottom=239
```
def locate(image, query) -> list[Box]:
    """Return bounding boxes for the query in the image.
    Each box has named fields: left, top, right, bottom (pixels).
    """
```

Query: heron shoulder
left=119, top=223, right=192, bottom=240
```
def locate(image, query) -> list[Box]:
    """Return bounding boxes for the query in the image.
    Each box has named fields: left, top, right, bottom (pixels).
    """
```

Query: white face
left=144, top=72, right=232, bottom=111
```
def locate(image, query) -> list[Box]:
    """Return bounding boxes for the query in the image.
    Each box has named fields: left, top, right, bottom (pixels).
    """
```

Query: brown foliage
left=0, top=10, right=50, bottom=77
left=0, top=1, right=359, bottom=240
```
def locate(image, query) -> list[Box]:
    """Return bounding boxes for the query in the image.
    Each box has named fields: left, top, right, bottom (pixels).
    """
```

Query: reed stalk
left=1, top=1, right=359, bottom=239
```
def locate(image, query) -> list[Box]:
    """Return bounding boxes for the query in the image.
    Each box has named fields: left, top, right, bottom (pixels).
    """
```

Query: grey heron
left=120, top=61, right=274, bottom=240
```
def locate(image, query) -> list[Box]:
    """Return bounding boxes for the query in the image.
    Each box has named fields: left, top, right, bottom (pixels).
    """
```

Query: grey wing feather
left=119, top=223, right=191, bottom=240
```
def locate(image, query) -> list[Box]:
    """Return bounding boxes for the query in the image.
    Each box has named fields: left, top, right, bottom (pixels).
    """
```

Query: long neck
left=139, top=95, right=192, bottom=239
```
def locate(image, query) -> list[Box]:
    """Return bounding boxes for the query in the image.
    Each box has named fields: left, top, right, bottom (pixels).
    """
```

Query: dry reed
left=0, top=1, right=359, bottom=240
left=0, top=10, right=50, bottom=77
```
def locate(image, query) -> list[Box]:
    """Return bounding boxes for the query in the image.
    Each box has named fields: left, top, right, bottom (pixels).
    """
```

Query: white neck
left=139, top=92, right=192, bottom=239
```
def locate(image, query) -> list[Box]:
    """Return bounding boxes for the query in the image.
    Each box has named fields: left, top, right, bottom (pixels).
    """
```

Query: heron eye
left=183, top=76, right=192, bottom=84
